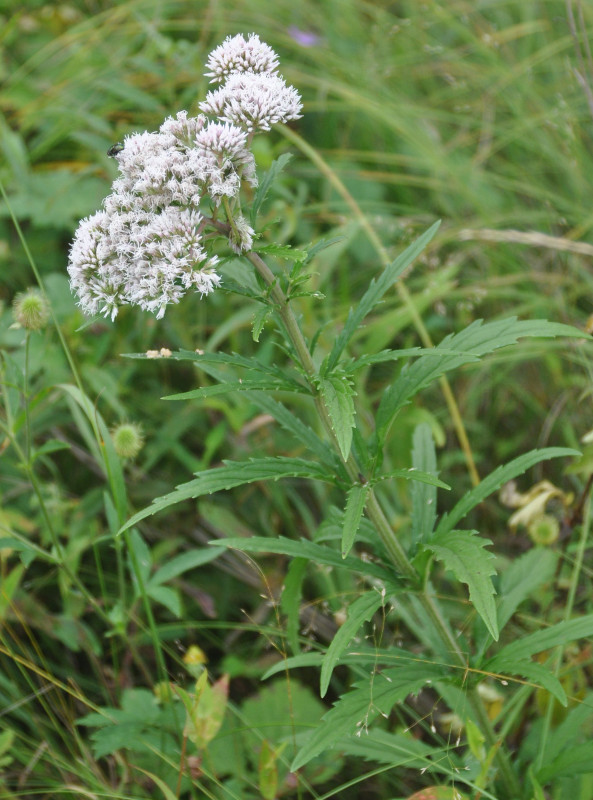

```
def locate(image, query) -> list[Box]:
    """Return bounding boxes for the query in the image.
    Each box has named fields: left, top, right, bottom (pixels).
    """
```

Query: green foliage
left=3, top=2, right=593, bottom=798
left=424, top=529, right=499, bottom=640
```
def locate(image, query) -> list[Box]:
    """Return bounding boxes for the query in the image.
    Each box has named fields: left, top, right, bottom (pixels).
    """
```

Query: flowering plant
left=67, top=33, right=588, bottom=799
left=68, top=33, right=301, bottom=320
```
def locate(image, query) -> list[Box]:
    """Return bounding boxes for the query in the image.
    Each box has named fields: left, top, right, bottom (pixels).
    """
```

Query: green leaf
left=149, top=547, right=224, bottom=587
left=326, top=222, right=440, bottom=371
left=255, top=243, right=308, bottom=261
left=214, top=536, right=399, bottom=584
left=318, top=374, right=356, bottom=460
left=375, top=318, right=588, bottom=445
left=373, top=468, right=449, bottom=490
left=486, top=614, right=593, bottom=666
left=250, top=153, right=292, bottom=224
left=0, top=564, right=25, bottom=620
left=336, top=728, right=444, bottom=770
left=435, top=447, right=579, bottom=538
left=263, top=653, right=324, bottom=680
left=89, top=721, right=146, bottom=758
left=281, top=557, right=308, bottom=654
left=252, top=305, right=273, bottom=342
left=341, top=484, right=370, bottom=558
left=497, top=548, right=558, bottom=631
left=545, top=692, right=593, bottom=761
left=125, top=348, right=295, bottom=384
left=291, top=663, right=445, bottom=770
left=250, top=392, right=345, bottom=475
left=58, top=384, right=128, bottom=522
left=147, top=585, right=181, bottom=618
left=320, top=591, right=384, bottom=697
left=162, top=379, right=302, bottom=401
left=425, top=530, right=498, bottom=640
left=411, top=423, right=438, bottom=546
left=32, top=439, right=71, bottom=459
left=119, top=458, right=334, bottom=534
left=486, top=657, right=566, bottom=705
left=537, top=741, right=593, bottom=782
left=127, top=529, right=152, bottom=590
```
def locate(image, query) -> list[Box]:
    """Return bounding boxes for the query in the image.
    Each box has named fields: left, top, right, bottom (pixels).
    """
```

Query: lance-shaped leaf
left=320, top=591, right=384, bottom=697
left=118, top=458, right=334, bottom=534
left=318, top=374, right=356, bottom=461
left=341, top=484, right=370, bottom=558
left=250, top=153, right=292, bottom=224
left=411, top=423, right=438, bottom=546
left=435, top=447, right=579, bottom=538
left=250, top=392, right=345, bottom=476
left=326, top=221, right=441, bottom=371
left=375, top=318, right=587, bottom=445
left=215, top=536, right=399, bottom=584
left=292, top=662, right=445, bottom=770
left=485, top=614, right=593, bottom=668
left=424, top=529, right=498, bottom=640
left=485, top=658, right=566, bottom=705
left=162, top=379, right=304, bottom=401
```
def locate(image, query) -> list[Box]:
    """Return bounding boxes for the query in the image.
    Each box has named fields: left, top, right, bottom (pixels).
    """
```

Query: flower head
left=68, top=33, right=301, bottom=320
left=204, top=33, right=279, bottom=83
left=200, top=72, right=302, bottom=132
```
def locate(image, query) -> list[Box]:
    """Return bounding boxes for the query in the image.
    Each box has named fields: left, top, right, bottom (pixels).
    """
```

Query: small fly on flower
left=107, top=142, right=124, bottom=157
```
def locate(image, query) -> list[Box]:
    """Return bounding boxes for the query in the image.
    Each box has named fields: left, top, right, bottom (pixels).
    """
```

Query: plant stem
left=246, top=249, right=521, bottom=798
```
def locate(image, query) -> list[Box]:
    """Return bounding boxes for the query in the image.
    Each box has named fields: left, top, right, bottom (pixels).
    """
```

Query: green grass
left=1, top=1, right=593, bottom=798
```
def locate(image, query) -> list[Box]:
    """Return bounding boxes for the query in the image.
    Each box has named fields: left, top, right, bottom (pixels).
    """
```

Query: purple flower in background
left=287, top=27, right=321, bottom=48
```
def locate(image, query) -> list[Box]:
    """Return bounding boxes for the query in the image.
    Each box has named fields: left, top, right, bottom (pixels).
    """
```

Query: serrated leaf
left=320, top=591, right=384, bottom=697
left=318, top=374, right=356, bottom=460
left=255, top=243, right=308, bottom=261
left=252, top=305, right=273, bottom=342
left=374, top=468, right=449, bottom=490
left=162, top=379, right=301, bottom=401
left=375, top=318, right=588, bottom=445
left=89, top=721, right=145, bottom=758
left=486, top=614, right=593, bottom=666
left=486, top=657, right=566, bottom=705
left=341, top=484, right=370, bottom=557
left=435, top=447, right=579, bottom=538
left=326, top=222, right=441, bottom=371
left=251, top=153, right=292, bottom=224
left=292, top=663, right=445, bottom=770
left=411, top=424, right=438, bottom=546
left=124, top=348, right=297, bottom=385
left=425, top=530, right=498, bottom=640
left=119, top=458, right=334, bottom=534
left=337, top=728, right=445, bottom=770
left=149, top=547, right=224, bottom=587
left=250, top=392, right=345, bottom=475
left=214, top=536, right=398, bottom=583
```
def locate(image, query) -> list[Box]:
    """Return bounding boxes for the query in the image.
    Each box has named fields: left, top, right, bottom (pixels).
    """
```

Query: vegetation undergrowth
left=2, top=3, right=593, bottom=800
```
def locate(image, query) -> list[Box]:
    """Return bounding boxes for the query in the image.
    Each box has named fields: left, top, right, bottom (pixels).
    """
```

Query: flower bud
left=12, top=288, right=50, bottom=331
left=111, top=422, right=144, bottom=459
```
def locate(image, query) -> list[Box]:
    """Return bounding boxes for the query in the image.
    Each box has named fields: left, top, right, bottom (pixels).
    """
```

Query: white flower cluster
left=68, top=34, right=302, bottom=320
left=200, top=34, right=302, bottom=132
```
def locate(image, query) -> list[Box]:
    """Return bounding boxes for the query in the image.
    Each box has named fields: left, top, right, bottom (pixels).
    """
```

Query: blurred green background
left=1, top=1, right=593, bottom=797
